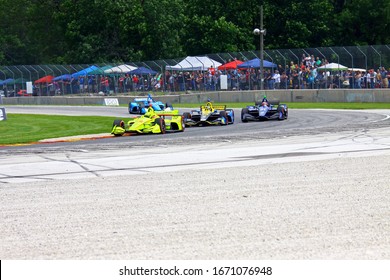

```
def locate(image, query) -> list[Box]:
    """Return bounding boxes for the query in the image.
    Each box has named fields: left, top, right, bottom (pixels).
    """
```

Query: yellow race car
left=111, top=107, right=185, bottom=135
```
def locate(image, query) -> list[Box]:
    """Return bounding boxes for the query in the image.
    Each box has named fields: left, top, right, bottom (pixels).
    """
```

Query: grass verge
left=0, top=114, right=114, bottom=145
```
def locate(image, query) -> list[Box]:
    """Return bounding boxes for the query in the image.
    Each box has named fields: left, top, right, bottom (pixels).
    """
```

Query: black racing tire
left=241, top=108, right=249, bottom=122
left=220, top=110, right=228, bottom=125
left=139, top=102, right=145, bottom=114
left=183, top=112, right=192, bottom=121
left=156, top=118, right=166, bottom=134
left=181, top=116, right=186, bottom=132
left=113, top=119, right=125, bottom=128
left=226, top=109, right=235, bottom=124
left=277, top=106, right=284, bottom=120
left=112, top=119, right=125, bottom=136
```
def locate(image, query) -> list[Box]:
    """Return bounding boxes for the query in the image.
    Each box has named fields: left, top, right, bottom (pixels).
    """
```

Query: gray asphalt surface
left=1, top=106, right=390, bottom=259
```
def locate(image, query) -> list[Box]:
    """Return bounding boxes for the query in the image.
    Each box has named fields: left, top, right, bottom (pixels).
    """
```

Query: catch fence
left=0, top=45, right=389, bottom=96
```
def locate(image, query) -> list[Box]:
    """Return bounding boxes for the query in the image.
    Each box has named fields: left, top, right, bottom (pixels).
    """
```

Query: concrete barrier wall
left=1, top=89, right=390, bottom=105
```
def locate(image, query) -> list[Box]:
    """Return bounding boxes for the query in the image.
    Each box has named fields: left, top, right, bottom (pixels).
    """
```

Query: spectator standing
left=386, top=68, right=390, bottom=88
left=79, top=76, right=85, bottom=93
left=168, top=74, right=175, bottom=92
left=315, top=57, right=322, bottom=67
left=273, top=70, right=280, bottom=89
left=354, top=71, right=362, bottom=88
left=132, top=75, right=139, bottom=91
left=380, top=67, right=388, bottom=88
left=280, top=71, right=288, bottom=89
left=368, top=69, right=376, bottom=88
left=291, top=70, right=299, bottom=89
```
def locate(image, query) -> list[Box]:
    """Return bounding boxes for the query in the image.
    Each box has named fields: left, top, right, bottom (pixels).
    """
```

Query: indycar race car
left=128, top=94, right=173, bottom=114
left=112, top=106, right=185, bottom=135
left=241, top=100, right=288, bottom=122
left=182, top=101, right=234, bottom=126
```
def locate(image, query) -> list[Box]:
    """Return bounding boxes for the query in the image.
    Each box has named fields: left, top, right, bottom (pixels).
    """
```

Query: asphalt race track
left=1, top=105, right=390, bottom=259
left=2, top=105, right=390, bottom=151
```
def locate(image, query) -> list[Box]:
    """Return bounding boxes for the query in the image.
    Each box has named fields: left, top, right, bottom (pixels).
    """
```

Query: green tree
left=334, top=0, right=390, bottom=45
left=183, top=0, right=258, bottom=55
left=1, top=0, right=390, bottom=65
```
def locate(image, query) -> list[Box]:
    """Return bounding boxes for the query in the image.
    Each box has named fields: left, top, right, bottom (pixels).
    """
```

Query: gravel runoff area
left=1, top=132, right=390, bottom=260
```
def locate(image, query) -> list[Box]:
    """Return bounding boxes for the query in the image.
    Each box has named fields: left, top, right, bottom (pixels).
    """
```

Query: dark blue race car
left=241, top=99, right=288, bottom=122
left=128, top=94, right=173, bottom=114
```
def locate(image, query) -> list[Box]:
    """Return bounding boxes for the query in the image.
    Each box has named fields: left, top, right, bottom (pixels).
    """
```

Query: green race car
left=111, top=107, right=185, bottom=136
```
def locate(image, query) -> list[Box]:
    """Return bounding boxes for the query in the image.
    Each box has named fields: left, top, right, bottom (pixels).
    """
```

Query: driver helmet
left=144, top=107, right=154, bottom=117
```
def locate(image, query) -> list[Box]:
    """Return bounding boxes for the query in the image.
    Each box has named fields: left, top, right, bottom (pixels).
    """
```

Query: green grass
left=0, top=114, right=114, bottom=145
left=1, top=102, right=390, bottom=145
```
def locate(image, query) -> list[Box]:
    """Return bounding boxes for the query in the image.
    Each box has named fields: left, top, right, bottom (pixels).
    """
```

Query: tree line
left=0, top=0, right=389, bottom=65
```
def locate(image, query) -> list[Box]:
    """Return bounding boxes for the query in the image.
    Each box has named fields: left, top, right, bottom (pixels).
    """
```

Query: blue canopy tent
left=53, top=74, right=72, bottom=81
left=0, top=78, right=15, bottom=86
left=237, top=58, right=277, bottom=68
left=128, top=67, right=157, bottom=75
left=71, top=65, right=99, bottom=78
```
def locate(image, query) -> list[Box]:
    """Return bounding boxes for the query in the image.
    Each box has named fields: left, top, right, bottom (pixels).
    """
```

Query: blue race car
left=128, top=94, right=173, bottom=114
left=241, top=99, right=288, bottom=122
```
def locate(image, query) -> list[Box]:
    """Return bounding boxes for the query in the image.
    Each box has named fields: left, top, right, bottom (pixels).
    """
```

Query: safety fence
left=0, top=45, right=389, bottom=97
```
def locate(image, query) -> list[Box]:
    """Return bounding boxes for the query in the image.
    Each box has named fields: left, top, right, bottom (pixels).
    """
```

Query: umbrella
left=237, top=58, right=277, bottom=68
left=34, top=75, right=54, bottom=84
left=218, top=60, right=244, bottom=70
left=128, top=67, right=157, bottom=75
left=317, top=63, right=348, bottom=71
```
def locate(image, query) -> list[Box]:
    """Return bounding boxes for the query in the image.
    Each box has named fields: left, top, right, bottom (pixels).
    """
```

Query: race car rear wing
left=133, top=98, right=148, bottom=102
left=155, top=110, right=181, bottom=116
left=200, top=105, right=226, bottom=110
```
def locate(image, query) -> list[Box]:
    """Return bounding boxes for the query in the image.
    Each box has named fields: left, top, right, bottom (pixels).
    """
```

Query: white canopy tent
left=348, top=68, right=367, bottom=72
left=165, top=56, right=222, bottom=71
left=317, top=63, right=348, bottom=71
left=104, top=64, right=137, bottom=74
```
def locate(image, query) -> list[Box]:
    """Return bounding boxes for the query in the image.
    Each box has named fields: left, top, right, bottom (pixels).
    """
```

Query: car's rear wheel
left=166, top=102, right=173, bottom=109
left=183, top=112, right=191, bottom=121
left=226, top=109, right=235, bottom=124
left=139, top=103, right=145, bottom=114
left=156, top=118, right=166, bottom=134
left=181, top=116, right=186, bottom=132
left=241, top=108, right=249, bottom=122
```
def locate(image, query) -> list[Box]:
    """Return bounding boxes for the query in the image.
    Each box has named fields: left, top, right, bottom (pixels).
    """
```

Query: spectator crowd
left=3, top=53, right=390, bottom=96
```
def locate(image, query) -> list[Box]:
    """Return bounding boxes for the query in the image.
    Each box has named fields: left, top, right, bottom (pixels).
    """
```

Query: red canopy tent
left=34, top=75, right=54, bottom=84
left=218, top=60, right=244, bottom=70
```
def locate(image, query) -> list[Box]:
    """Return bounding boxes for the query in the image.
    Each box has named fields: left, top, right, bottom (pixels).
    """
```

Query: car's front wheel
left=156, top=118, right=166, bottom=134
left=241, top=108, right=249, bottom=122
left=112, top=119, right=125, bottom=136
